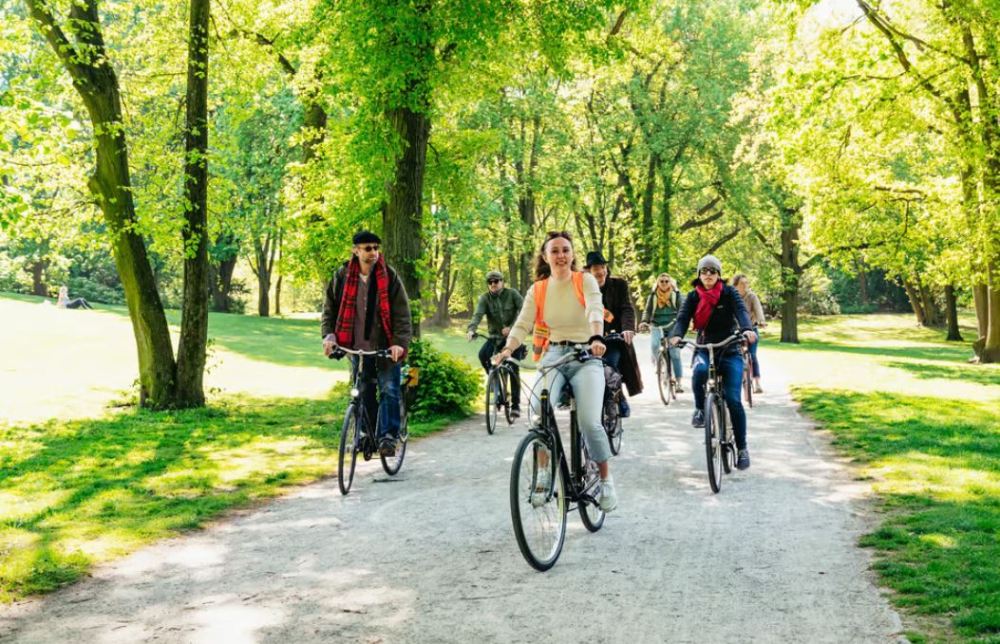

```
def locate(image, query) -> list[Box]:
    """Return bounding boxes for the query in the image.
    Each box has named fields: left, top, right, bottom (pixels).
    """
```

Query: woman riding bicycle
left=494, top=231, right=618, bottom=512
left=639, top=272, right=684, bottom=392
left=669, top=255, right=756, bottom=470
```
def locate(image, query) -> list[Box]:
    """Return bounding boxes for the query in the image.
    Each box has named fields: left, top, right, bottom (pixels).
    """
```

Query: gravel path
left=0, top=344, right=905, bottom=643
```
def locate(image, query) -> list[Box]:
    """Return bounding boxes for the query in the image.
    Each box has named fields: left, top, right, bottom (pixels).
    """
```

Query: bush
left=405, top=338, right=479, bottom=419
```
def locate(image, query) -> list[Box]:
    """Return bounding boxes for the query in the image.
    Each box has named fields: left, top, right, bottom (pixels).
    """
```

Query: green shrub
left=405, top=338, right=479, bottom=418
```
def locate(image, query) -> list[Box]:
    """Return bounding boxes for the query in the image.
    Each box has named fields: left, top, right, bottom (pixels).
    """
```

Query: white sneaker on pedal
left=530, top=468, right=551, bottom=508
left=599, top=477, right=618, bottom=513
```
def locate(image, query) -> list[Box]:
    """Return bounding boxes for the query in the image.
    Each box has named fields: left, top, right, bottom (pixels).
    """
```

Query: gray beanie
left=696, top=254, right=722, bottom=274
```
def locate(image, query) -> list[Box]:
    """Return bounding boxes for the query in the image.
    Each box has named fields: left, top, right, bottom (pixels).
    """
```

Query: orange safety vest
left=531, top=272, right=613, bottom=361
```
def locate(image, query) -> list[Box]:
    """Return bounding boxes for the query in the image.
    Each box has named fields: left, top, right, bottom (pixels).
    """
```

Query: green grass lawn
left=0, top=292, right=467, bottom=602
left=768, top=314, right=1000, bottom=643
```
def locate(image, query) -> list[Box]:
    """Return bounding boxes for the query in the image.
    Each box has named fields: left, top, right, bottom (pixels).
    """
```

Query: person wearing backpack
left=493, top=231, right=618, bottom=512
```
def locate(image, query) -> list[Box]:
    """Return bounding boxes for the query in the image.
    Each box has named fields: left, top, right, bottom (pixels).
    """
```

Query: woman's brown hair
left=533, top=230, right=578, bottom=280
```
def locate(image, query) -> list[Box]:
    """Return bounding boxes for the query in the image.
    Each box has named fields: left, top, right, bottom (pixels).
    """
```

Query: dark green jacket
left=467, top=287, right=524, bottom=338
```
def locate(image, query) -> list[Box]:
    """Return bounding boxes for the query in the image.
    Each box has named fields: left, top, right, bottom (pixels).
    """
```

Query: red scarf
left=693, top=281, right=723, bottom=330
left=335, top=255, right=393, bottom=347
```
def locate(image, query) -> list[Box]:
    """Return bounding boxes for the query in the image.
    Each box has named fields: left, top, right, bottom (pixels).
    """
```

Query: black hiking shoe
left=692, top=410, right=705, bottom=428
left=510, top=405, right=521, bottom=419
left=379, top=438, right=396, bottom=457
left=737, top=449, right=750, bottom=470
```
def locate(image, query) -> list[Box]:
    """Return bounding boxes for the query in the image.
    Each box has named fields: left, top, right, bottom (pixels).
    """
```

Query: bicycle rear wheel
left=485, top=370, right=501, bottom=434
left=381, top=403, right=408, bottom=475
left=510, top=432, right=566, bottom=571
left=657, top=351, right=671, bottom=406
left=338, top=406, right=360, bottom=495
left=704, top=393, right=723, bottom=493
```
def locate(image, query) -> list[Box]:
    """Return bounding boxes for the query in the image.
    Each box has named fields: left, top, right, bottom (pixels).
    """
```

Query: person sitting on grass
left=57, top=285, right=93, bottom=310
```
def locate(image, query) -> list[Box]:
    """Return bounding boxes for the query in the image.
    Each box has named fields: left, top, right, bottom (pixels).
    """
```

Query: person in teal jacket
left=639, top=272, right=683, bottom=391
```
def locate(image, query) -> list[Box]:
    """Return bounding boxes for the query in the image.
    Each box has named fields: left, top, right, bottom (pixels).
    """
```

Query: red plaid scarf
left=693, top=281, right=723, bottom=330
left=335, top=255, right=393, bottom=347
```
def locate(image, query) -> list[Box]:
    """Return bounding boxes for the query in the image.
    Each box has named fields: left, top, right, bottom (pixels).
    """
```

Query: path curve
left=0, top=344, right=905, bottom=643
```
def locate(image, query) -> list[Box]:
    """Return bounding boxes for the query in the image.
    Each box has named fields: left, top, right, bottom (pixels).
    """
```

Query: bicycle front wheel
left=657, top=351, right=671, bottom=406
left=603, top=401, right=623, bottom=456
left=381, top=404, right=408, bottom=475
left=485, top=370, right=501, bottom=434
left=704, top=393, right=723, bottom=493
left=501, top=368, right=514, bottom=425
left=578, top=442, right=605, bottom=532
left=510, top=432, right=567, bottom=571
left=338, top=407, right=360, bottom=495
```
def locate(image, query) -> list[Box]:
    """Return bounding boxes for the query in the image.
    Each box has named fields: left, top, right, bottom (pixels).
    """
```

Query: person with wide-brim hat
left=583, top=250, right=643, bottom=417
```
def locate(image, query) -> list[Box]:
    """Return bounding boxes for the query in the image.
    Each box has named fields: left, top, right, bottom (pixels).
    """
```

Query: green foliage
left=405, top=338, right=479, bottom=418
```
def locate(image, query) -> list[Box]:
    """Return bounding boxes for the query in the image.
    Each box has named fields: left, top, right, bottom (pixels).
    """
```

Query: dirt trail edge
left=0, top=343, right=905, bottom=643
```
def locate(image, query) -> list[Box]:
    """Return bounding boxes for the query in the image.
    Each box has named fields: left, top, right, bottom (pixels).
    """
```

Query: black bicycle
left=332, top=347, right=410, bottom=495
left=510, top=346, right=606, bottom=571
left=676, top=333, right=746, bottom=494
left=653, top=325, right=679, bottom=406
left=472, top=332, right=521, bottom=434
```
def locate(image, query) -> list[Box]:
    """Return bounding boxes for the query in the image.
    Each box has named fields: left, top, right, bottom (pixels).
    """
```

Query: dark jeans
left=351, top=355, right=402, bottom=440
left=603, top=338, right=624, bottom=372
left=478, top=338, right=526, bottom=407
left=749, top=327, right=761, bottom=378
left=692, top=350, right=747, bottom=450
left=66, top=298, right=92, bottom=309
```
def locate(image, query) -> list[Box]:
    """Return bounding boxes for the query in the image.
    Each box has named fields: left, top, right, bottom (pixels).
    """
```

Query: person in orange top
left=495, top=231, right=618, bottom=512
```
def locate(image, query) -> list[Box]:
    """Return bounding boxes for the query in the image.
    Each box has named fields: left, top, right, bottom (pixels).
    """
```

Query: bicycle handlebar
left=674, top=332, right=747, bottom=351
left=328, top=346, right=393, bottom=360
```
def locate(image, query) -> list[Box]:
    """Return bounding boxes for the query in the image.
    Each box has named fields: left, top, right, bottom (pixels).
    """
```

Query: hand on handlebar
left=669, top=336, right=681, bottom=347
left=743, top=330, right=758, bottom=344
left=590, top=339, right=606, bottom=357
left=323, top=334, right=337, bottom=357
left=493, top=347, right=513, bottom=365
left=638, top=322, right=650, bottom=333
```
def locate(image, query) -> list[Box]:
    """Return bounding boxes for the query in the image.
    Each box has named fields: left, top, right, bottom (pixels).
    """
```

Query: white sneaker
left=530, top=468, right=552, bottom=508
left=599, top=477, right=618, bottom=513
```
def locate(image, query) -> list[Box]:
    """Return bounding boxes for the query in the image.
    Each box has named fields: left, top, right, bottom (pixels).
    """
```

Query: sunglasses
left=487, top=279, right=501, bottom=285
left=358, top=244, right=379, bottom=252
left=699, top=267, right=719, bottom=275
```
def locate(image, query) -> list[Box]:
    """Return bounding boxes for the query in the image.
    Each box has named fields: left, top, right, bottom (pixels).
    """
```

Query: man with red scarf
left=668, top=255, right=757, bottom=470
left=322, top=231, right=412, bottom=456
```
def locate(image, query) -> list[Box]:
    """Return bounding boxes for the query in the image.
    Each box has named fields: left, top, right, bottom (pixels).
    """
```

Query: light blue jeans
left=529, top=345, right=611, bottom=463
left=650, top=326, right=683, bottom=378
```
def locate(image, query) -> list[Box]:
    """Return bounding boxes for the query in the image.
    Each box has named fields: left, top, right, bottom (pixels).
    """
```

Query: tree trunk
left=918, top=283, right=942, bottom=326
left=30, top=260, right=47, bottom=296
left=984, top=265, right=1000, bottom=363
left=972, top=282, right=989, bottom=358
left=382, top=105, right=429, bottom=336
left=780, top=277, right=800, bottom=344
left=25, top=0, right=178, bottom=408
left=944, top=284, right=963, bottom=341
left=903, top=279, right=927, bottom=326
left=855, top=258, right=869, bottom=305
left=275, top=274, right=282, bottom=316
left=175, top=0, right=210, bottom=407
left=209, top=252, right=237, bottom=312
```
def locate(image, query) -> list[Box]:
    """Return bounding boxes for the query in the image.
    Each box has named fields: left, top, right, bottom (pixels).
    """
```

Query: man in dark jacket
left=322, top=231, right=412, bottom=456
left=669, top=254, right=756, bottom=469
left=467, top=271, right=526, bottom=417
left=585, top=250, right=643, bottom=417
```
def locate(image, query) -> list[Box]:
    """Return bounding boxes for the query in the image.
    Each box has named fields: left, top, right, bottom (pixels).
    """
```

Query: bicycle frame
left=339, top=347, right=394, bottom=453
left=530, top=349, right=602, bottom=508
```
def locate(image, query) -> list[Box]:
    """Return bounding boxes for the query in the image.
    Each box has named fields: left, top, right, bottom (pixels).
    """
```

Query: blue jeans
left=749, top=327, right=761, bottom=378
left=691, top=350, right=747, bottom=450
left=650, top=326, right=682, bottom=378
left=529, top=346, right=610, bottom=463
left=351, top=356, right=402, bottom=440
